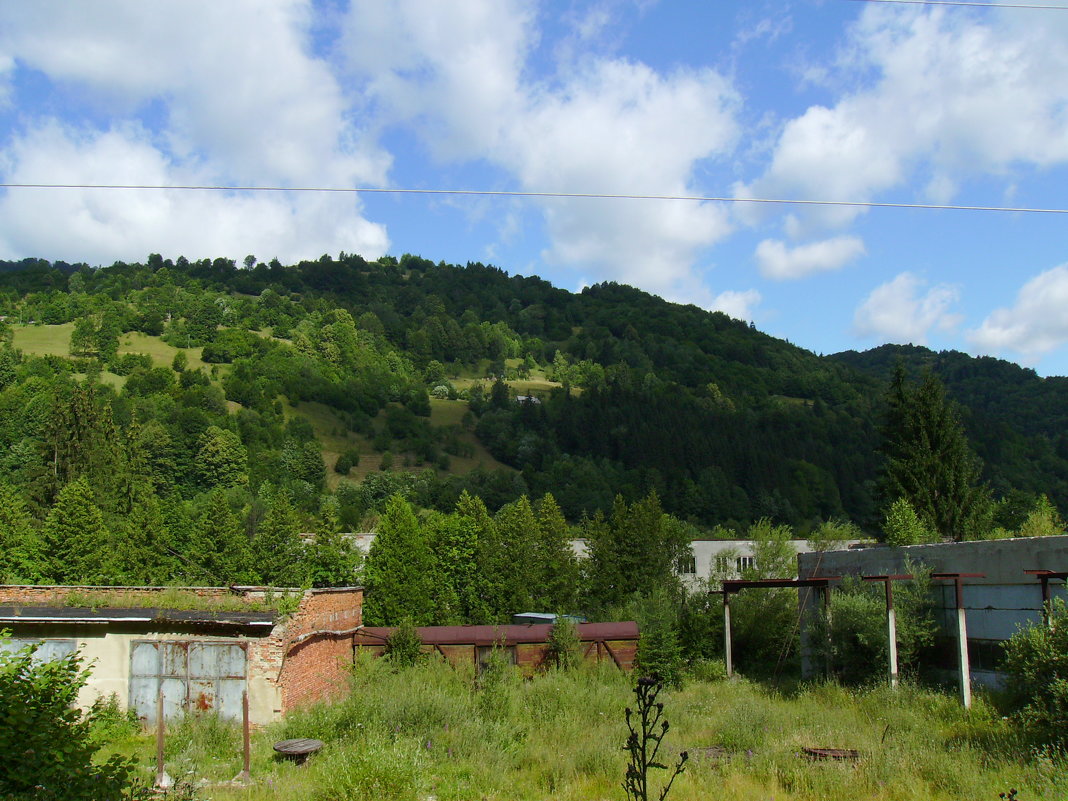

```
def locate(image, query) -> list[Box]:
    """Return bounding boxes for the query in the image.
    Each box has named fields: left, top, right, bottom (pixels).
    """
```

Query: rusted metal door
left=130, top=640, right=247, bottom=724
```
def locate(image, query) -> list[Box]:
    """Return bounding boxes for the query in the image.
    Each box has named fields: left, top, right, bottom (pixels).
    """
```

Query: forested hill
left=0, top=253, right=1063, bottom=537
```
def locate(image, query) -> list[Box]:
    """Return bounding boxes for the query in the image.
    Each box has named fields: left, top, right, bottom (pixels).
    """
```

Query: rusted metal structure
left=1024, top=569, right=1068, bottom=627
left=717, top=577, right=839, bottom=678
left=354, top=621, right=640, bottom=673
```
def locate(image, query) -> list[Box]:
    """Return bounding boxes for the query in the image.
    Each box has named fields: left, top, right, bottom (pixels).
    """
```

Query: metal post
left=154, top=688, right=168, bottom=788
left=723, top=590, right=733, bottom=678
left=1040, top=576, right=1052, bottom=629
left=885, top=579, right=899, bottom=689
left=823, top=584, right=834, bottom=679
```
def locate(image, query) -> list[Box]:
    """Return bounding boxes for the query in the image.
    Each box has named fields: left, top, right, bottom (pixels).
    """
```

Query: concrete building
left=0, top=584, right=364, bottom=725
left=796, top=536, right=1068, bottom=687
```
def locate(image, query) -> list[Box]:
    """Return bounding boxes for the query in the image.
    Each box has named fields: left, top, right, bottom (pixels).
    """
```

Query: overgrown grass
left=116, top=658, right=1066, bottom=801
left=42, top=587, right=301, bottom=613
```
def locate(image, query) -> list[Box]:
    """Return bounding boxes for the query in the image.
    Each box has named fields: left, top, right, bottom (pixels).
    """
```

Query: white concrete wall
left=796, top=535, right=1068, bottom=684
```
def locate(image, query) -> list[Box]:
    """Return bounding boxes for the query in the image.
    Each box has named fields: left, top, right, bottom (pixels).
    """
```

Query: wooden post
left=885, top=579, right=899, bottom=689
left=235, top=691, right=251, bottom=784
left=723, top=590, right=733, bottom=678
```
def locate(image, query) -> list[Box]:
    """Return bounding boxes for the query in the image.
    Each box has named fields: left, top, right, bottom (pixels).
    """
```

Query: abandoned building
left=0, top=584, right=364, bottom=725
left=796, top=535, right=1068, bottom=690
left=354, top=621, right=640, bottom=673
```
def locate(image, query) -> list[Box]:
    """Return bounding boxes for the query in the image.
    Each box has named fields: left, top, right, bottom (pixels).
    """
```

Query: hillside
left=0, top=253, right=1065, bottom=540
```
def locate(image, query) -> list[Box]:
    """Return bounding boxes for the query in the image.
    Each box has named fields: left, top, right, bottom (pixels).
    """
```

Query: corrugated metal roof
left=358, top=621, right=638, bottom=646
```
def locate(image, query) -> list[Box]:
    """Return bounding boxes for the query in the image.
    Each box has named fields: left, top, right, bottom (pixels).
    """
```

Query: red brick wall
left=275, top=588, right=364, bottom=712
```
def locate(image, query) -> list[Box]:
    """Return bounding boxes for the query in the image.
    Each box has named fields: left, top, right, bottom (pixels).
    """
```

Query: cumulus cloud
left=969, top=264, right=1068, bottom=358
left=853, top=272, right=961, bottom=344
left=0, top=0, right=390, bottom=263
left=342, top=0, right=739, bottom=299
left=739, top=6, right=1068, bottom=234
left=0, top=122, right=388, bottom=264
left=755, top=235, right=865, bottom=280
left=710, top=289, right=761, bottom=322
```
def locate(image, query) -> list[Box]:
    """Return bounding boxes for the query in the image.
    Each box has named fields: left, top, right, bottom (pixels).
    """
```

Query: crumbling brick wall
left=274, top=587, right=363, bottom=712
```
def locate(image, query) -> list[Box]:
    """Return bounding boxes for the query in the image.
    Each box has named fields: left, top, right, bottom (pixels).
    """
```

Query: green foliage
left=44, top=477, right=113, bottom=583
left=883, top=497, right=936, bottom=546
left=385, top=618, right=424, bottom=668
left=584, top=493, right=691, bottom=612
left=1002, top=599, right=1068, bottom=749
left=623, top=676, right=688, bottom=801
left=0, top=635, right=135, bottom=800
left=251, top=485, right=304, bottom=586
left=195, top=425, right=248, bottom=489
left=879, top=367, right=992, bottom=541
left=635, top=590, right=685, bottom=689
left=546, top=616, right=582, bottom=670
left=0, top=482, right=45, bottom=582
left=1017, top=495, right=1065, bottom=539
left=364, top=495, right=436, bottom=625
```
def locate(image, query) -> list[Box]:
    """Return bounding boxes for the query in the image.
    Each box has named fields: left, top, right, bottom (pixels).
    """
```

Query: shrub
left=1002, top=598, right=1068, bottom=749
left=0, top=635, right=134, bottom=800
left=546, top=617, right=582, bottom=670
left=386, top=618, right=424, bottom=668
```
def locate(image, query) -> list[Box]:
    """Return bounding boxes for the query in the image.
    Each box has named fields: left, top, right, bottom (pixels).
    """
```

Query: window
left=476, top=644, right=516, bottom=673
left=714, top=555, right=732, bottom=574
left=0, top=637, right=77, bottom=663
left=676, top=556, right=697, bottom=574
left=736, top=556, right=756, bottom=572
left=129, top=641, right=247, bottom=724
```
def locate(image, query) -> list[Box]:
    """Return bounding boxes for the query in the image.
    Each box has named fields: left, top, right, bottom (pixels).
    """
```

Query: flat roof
left=0, top=606, right=276, bottom=627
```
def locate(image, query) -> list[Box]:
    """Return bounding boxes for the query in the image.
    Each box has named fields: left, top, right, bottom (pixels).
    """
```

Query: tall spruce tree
left=44, top=477, right=114, bottom=584
left=252, top=485, right=304, bottom=586
left=363, top=494, right=435, bottom=625
left=194, top=490, right=253, bottom=584
left=533, top=492, right=579, bottom=613
left=880, top=367, right=992, bottom=541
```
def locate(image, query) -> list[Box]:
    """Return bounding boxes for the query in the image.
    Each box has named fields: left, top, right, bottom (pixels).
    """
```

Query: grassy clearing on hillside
left=11, top=324, right=208, bottom=372
left=429, top=398, right=509, bottom=473
left=112, top=659, right=1065, bottom=801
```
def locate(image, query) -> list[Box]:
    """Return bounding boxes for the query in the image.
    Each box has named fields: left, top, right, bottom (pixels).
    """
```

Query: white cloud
left=853, top=272, right=961, bottom=344
left=740, top=6, right=1068, bottom=234
left=342, top=0, right=739, bottom=299
left=755, top=235, right=865, bottom=280
left=969, top=264, right=1068, bottom=358
left=0, top=122, right=388, bottom=265
left=710, top=288, right=761, bottom=322
left=0, top=0, right=390, bottom=264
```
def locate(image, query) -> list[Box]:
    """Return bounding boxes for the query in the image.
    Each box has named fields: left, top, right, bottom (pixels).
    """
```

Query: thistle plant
left=623, top=675, right=688, bottom=801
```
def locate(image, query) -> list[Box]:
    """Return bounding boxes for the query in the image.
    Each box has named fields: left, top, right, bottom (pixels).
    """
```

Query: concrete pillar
left=723, top=591, right=733, bottom=678
left=823, top=584, right=834, bottom=678
left=956, top=604, right=972, bottom=709
left=884, top=580, right=899, bottom=689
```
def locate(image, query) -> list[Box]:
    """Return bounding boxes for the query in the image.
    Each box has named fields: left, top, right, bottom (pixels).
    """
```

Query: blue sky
left=2, top=1, right=1068, bottom=374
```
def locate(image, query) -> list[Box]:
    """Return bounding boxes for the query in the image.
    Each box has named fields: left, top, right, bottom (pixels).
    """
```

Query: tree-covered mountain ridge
left=0, top=252, right=1064, bottom=539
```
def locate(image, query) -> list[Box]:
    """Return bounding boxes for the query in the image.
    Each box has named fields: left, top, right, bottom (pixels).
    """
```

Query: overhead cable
left=846, top=0, right=1068, bottom=10
left=1, top=182, right=1066, bottom=215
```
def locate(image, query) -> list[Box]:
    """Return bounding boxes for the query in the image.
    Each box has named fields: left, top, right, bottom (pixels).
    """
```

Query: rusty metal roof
left=358, top=621, right=638, bottom=646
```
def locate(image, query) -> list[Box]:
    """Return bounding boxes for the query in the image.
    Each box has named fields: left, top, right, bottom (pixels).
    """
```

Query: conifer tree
left=533, top=492, right=579, bottom=612
left=114, top=490, right=171, bottom=584
left=363, top=494, right=435, bottom=625
left=0, top=482, right=46, bottom=582
left=44, top=477, right=113, bottom=584
left=194, top=489, right=253, bottom=584
left=880, top=367, right=992, bottom=541
left=492, top=495, right=540, bottom=614
left=252, top=485, right=305, bottom=586
left=456, top=490, right=497, bottom=623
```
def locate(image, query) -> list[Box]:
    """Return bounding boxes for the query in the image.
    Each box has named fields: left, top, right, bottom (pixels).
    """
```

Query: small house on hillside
left=0, top=584, right=364, bottom=725
left=354, top=621, right=639, bottom=674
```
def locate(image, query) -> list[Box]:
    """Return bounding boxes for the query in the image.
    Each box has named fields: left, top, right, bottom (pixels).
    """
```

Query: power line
left=2, top=182, right=1067, bottom=215
left=847, top=0, right=1068, bottom=9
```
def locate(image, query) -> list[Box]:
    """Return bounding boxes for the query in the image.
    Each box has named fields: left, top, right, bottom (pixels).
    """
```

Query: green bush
left=546, top=617, right=582, bottom=670
left=1002, top=599, right=1068, bottom=749
left=386, top=618, right=424, bottom=668
left=0, top=635, right=134, bottom=800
